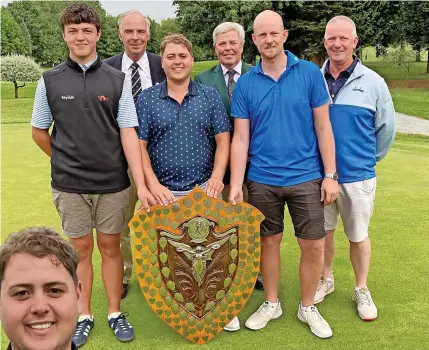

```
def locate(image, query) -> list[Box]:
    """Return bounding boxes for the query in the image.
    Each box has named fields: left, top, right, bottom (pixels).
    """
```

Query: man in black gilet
left=31, top=3, right=155, bottom=347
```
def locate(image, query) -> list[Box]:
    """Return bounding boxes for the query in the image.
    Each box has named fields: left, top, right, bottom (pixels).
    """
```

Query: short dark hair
left=160, top=34, right=193, bottom=56
left=0, top=227, right=79, bottom=287
left=61, top=3, right=101, bottom=32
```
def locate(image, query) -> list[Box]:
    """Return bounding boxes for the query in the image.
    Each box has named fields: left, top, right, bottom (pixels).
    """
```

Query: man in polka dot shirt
left=136, top=34, right=232, bottom=205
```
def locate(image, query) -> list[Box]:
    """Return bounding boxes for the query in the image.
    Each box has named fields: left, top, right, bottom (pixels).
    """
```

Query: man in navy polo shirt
left=136, top=34, right=240, bottom=331
left=136, top=34, right=231, bottom=201
left=229, top=10, right=338, bottom=338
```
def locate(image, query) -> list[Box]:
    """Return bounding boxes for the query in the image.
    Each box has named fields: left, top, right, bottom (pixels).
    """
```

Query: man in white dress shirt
left=104, top=9, right=165, bottom=299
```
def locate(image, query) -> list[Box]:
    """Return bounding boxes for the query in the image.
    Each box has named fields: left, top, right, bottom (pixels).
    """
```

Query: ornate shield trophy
left=130, top=186, right=264, bottom=344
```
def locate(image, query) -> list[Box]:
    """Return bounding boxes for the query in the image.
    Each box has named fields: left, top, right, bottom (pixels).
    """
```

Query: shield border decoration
left=130, top=186, right=264, bottom=344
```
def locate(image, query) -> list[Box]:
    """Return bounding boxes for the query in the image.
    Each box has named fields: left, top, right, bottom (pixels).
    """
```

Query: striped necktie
left=131, top=62, right=142, bottom=104
left=227, top=70, right=236, bottom=100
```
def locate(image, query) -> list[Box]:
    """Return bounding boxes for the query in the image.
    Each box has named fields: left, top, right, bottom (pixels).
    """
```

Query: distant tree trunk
left=356, top=49, right=362, bottom=60
left=13, top=81, right=25, bottom=98
left=13, top=81, right=19, bottom=98
left=416, top=51, right=421, bottom=62
left=427, top=49, right=429, bottom=73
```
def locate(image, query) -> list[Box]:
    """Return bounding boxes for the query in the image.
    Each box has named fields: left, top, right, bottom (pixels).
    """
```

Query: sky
left=100, top=0, right=177, bottom=21
left=3, top=0, right=177, bottom=22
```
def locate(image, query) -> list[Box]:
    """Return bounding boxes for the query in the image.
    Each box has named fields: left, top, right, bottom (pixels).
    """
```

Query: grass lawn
left=365, top=61, right=429, bottom=81
left=391, top=88, right=429, bottom=120
left=1, top=124, right=429, bottom=349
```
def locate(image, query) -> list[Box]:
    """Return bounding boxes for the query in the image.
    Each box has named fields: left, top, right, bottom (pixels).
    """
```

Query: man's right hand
left=149, top=182, right=176, bottom=206
left=228, top=185, right=243, bottom=205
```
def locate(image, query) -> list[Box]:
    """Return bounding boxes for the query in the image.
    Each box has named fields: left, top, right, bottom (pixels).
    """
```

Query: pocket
left=347, top=178, right=376, bottom=195
left=361, top=178, right=376, bottom=194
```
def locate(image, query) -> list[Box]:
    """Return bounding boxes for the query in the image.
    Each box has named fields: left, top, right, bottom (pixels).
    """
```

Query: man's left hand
left=205, top=178, right=224, bottom=198
left=320, top=178, right=338, bottom=206
left=136, top=186, right=157, bottom=212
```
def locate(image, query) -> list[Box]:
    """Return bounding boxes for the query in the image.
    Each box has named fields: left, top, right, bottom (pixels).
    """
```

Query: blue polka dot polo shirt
left=136, top=80, right=232, bottom=191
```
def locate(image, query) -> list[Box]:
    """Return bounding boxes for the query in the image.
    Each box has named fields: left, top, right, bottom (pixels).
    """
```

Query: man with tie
left=104, top=9, right=165, bottom=300
left=194, top=22, right=264, bottom=292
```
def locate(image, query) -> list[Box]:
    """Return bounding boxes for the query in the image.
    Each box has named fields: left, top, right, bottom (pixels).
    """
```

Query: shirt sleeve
left=210, top=90, right=232, bottom=135
left=31, top=77, right=53, bottom=129
left=310, top=65, right=330, bottom=108
left=136, top=92, right=149, bottom=141
left=117, top=77, right=139, bottom=128
left=230, top=77, right=249, bottom=119
left=375, top=80, right=396, bottom=162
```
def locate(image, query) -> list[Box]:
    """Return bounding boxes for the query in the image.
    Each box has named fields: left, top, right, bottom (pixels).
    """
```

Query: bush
left=1, top=54, right=42, bottom=98
left=381, top=47, right=417, bottom=84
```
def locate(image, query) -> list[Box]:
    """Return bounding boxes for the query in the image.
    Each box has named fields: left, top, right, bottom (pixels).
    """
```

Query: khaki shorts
left=324, top=178, right=376, bottom=242
left=52, top=187, right=130, bottom=238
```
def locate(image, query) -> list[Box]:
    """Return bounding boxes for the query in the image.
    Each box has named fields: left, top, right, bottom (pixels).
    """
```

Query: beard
left=261, top=46, right=281, bottom=60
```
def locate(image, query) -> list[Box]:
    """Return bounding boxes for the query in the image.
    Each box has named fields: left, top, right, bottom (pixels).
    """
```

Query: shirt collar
left=73, top=53, right=98, bottom=71
left=159, top=79, right=199, bottom=99
left=254, top=50, right=299, bottom=74
left=220, top=61, right=243, bottom=75
left=324, top=55, right=358, bottom=76
left=123, top=51, right=148, bottom=71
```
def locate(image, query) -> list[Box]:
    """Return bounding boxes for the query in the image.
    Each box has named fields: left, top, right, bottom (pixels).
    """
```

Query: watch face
left=333, top=173, right=338, bottom=180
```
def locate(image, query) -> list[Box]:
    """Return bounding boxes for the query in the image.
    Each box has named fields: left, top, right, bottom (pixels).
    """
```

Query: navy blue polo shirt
left=136, top=80, right=231, bottom=191
left=324, top=56, right=358, bottom=100
left=231, top=51, right=329, bottom=187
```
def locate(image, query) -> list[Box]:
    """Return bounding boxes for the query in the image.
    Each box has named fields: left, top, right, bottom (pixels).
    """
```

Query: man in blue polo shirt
left=229, top=10, right=338, bottom=338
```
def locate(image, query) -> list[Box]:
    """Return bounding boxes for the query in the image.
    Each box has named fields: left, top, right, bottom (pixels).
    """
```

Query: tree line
left=1, top=1, right=428, bottom=72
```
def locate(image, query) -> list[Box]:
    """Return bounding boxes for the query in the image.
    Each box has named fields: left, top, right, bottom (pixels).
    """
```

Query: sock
left=108, top=312, right=122, bottom=320
left=265, top=300, right=278, bottom=307
left=300, top=302, right=313, bottom=311
left=355, top=286, right=367, bottom=292
left=78, top=314, right=93, bottom=322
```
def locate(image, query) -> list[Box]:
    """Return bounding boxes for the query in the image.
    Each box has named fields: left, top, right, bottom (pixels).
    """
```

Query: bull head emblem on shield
left=130, top=186, right=263, bottom=344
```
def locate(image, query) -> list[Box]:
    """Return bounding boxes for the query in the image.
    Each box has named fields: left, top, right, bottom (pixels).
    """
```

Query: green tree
left=400, top=1, right=429, bottom=73
left=1, top=7, right=31, bottom=55
left=1, top=55, right=43, bottom=98
left=155, top=18, right=182, bottom=52
left=98, top=13, right=123, bottom=58
left=174, top=1, right=403, bottom=64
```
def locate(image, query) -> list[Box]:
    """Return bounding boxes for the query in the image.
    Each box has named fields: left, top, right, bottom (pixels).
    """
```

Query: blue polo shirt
left=137, top=80, right=231, bottom=191
left=231, top=51, right=329, bottom=187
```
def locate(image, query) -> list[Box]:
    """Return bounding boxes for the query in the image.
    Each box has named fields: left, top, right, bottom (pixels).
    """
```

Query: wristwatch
left=325, top=172, right=338, bottom=180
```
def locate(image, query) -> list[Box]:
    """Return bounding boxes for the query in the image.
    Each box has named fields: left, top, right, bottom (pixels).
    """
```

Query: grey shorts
left=52, top=187, right=130, bottom=238
left=247, top=179, right=325, bottom=240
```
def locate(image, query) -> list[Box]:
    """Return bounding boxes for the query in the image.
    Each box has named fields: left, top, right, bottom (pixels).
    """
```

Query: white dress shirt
left=220, top=61, right=243, bottom=86
left=121, top=51, right=153, bottom=90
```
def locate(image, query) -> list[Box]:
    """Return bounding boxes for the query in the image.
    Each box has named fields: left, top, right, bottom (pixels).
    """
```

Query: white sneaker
left=314, top=275, right=334, bottom=304
left=353, top=288, right=377, bottom=321
left=245, top=301, right=282, bottom=330
left=297, top=303, right=333, bottom=339
left=223, top=316, right=240, bottom=331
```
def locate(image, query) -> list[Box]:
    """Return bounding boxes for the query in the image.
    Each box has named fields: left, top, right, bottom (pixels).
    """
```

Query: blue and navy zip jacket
left=321, top=59, right=396, bottom=184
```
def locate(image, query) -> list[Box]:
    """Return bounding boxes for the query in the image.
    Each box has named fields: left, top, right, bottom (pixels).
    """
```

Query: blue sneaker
left=72, top=317, right=94, bottom=348
left=108, top=313, right=134, bottom=342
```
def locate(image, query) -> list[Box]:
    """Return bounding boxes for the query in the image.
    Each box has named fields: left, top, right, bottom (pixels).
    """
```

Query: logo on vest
left=97, top=95, right=110, bottom=101
left=61, top=95, right=74, bottom=100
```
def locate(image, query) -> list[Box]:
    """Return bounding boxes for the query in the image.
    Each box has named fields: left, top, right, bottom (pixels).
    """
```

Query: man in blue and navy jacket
left=314, top=16, right=396, bottom=322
